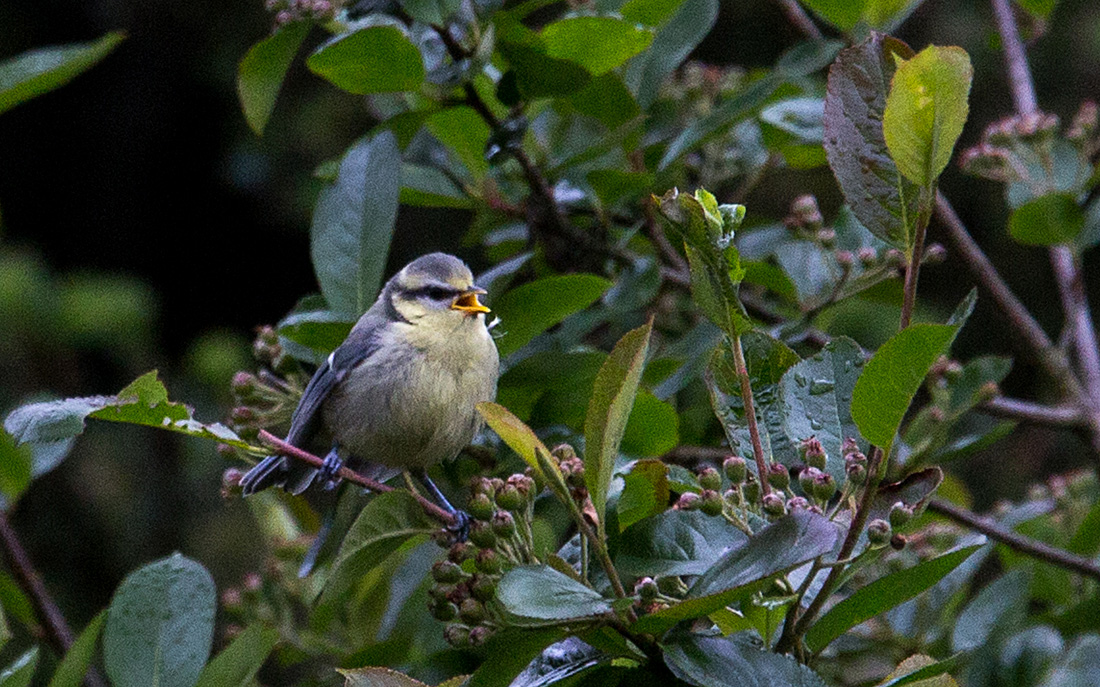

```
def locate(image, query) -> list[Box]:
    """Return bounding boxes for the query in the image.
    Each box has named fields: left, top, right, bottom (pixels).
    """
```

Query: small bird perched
left=240, top=253, right=499, bottom=535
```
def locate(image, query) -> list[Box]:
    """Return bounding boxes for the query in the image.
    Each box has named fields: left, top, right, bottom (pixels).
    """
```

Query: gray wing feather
left=240, top=322, right=383, bottom=496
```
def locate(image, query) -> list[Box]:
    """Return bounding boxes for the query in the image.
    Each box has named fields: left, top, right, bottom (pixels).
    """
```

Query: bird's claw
left=319, top=450, right=344, bottom=491
left=445, top=509, right=471, bottom=544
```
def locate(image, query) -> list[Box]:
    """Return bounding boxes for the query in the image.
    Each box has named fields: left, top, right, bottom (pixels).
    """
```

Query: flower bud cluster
left=430, top=471, right=537, bottom=648
left=223, top=327, right=307, bottom=447
left=784, top=195, right=826, bottom=240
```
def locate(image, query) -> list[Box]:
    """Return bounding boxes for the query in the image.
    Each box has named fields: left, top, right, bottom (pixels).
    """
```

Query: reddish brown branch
left=257, top=431, right=457, bottom=526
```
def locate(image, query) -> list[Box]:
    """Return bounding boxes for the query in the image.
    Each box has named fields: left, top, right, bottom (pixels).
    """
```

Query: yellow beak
left=451, top=288, right=490, bottom=314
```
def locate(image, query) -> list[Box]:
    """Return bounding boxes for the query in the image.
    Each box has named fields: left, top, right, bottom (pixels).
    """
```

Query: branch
left=929, top=498, right=1100, bottom=581
left=981, top=396, right=1086, bottom=427
left=773, top=0, right=824, bottom=41
left=731, top=335, right=772, bottom=496
left=257, top=431, right=457, bottom=526
left=0, top=513, right=107, bottom=687
left=990, top=0, right=1038, bottom=115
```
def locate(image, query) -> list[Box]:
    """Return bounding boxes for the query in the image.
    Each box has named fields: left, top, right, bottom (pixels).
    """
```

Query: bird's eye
left=424, top=287, right=454, bottom=301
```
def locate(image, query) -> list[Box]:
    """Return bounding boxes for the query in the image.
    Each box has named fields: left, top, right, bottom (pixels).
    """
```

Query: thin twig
left=0, top=513, right=108, bottom=687
left=990, top=0, right=1038, bottom=115
left=731, top=335, right=772, bottom=495
left=900, top=191, right=933, bottom=330
left=981, top=396, right=1086, bottom=427
left=257, top=431, right=456, bottom=526
left=773, top=0, right=824, bottom=41
left=929, top=498, right=1100, bottom=581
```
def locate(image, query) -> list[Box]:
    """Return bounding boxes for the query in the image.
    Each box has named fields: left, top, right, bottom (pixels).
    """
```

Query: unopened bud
left=475, top=548, right=503, bottom=574
left=890, top=534, right=908, bottom=551
left=448, top=541, right=475, bottom=564
left=432, top=560, right=465, bottom=584
left=443, top=624, right=471, bottom=648
left=812, top=473, right=837, bottom=502
left=468, top=520, right=496, bottom=548
left=762, top=492, right=786, bottom=517
left=231, top=372, right=260, bottom=400
left=700, top=490, right=724, bottom=516
left=889, top=502, right=914, bottom=528
left=858, top=246, right=878, bottom=267
left=676, top=492, right=702, bottom=511
left=468, top=493, right=494, bottom=521
left=496, top=484, right=523, bottom=512
left=429, top=599, right=459, bottom=621
left=221, top=588, right=242, bottom=610
left=723, top=488, right=742, bottom=507
left=469, top=625, right=493, bottom=646
left=742, top=477, right=762, bottom=504
left=697, top=466, right=722, bottom=491
left=845, top=461, right=867, bottom=486
left=723, top=456, right=747, bottom=483
left=924, top=243, right=947, bottom=264
left=800, top=437, right=827, bottom=470
left=459, top=598, right=487, bottom=624
left=635, top=577, right=659, bottom=601
left=1068, top=100, right=1098, bottom=141
left=221, top=468, right=244, bottom=498
left=816, top=228, right=837, bottom=248
left=491, top=511, right=516, bottom=538
left=835, top=250, right=854, bottom=269
left=841, top=437, right=860, bottom=456
left=787, top=496, right=809, bottom=511
left=867, top=519, right=892, bottom=547
left=799, top=467, right=821, bottom=495
left=767, top=462, right=790, bottom=490
left=469, top=574, right=498, bottom=602
left=551, top=444, right=577, bottom=463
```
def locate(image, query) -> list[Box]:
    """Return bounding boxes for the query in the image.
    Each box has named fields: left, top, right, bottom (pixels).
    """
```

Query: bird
left=240, top=252, right=499, bottom=551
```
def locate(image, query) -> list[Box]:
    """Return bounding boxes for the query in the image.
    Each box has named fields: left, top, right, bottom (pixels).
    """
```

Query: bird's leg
left=413, top=468, right=470, bottom=542
left=318, top=446, right=344, bottom=491
left=298, top=506, right=335, bottom=578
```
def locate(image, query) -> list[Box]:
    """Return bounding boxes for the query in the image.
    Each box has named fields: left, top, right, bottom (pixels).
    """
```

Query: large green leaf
left=399, top=164, right=474, bottom=209
left=851, top=324, right=961, bottom=450
left=0, top=32, right=124, bottom=116
left=466, top=629, right=567, bottom=687
left=878, top=653, right=966, bottom=687
left=3, top=371, right=254, bottom=477
left=659, top=40, right=842, bottom=169
left=616, top=510, right=748, bottom=577
left=103, top=554, right=216, bottom=687
left=616, top=459, right=670, bottom=531
left=585, top=321, right=653, bottom=532
left=0, top=648, right=38, bottom=687
left=1039, top=635, right=1100, bottom=687
left=806, top=545, right=981, bottom=653
left=1008, top=192, right=1085, bottom=246
left=491, top=275, right=612, bottom=357
left=339, top=667, right=431, bottom=687
left=951, top=568, right=1030, bottom=653
left=47, top=611, right=105, bottom=687
left=708, top=333, right=801, bottom=471
left=662, top=631, right=828, bottom=687
left=626, top=0, right=718, bottom=108
left=193, top=624, right=279, bottom=687
left=823, top=33, right=920, bottom=250
left=237, top=22, right=309, bottom=135
left=632, top=511, right=840, bottom=634
left=0, top=432, right=31, bottom=512
left=425, top=106, right=492, bottom=180
left=276, top=307, right=355, bottom=365
left=320, top=490, right=437, bottom=605
left=310, top=132, right=400, bottom=317
left=476, top=402, right=552, bottom=482
left=541, top=17, right=653, bottom=75
left=798, top=0, right=924, bottom=31
left=778, top=337, right=866, bottom=482
left=494, top=18, right=592, bottom=99
left=883, top=45, right=972, bottom=188
left=497, top=565, right=613, bottom=625
left=306, top=25, right=424, bottom=94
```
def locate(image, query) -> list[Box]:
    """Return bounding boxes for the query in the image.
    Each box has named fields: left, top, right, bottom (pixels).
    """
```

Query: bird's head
left=387, top=253, right=491, bottom=324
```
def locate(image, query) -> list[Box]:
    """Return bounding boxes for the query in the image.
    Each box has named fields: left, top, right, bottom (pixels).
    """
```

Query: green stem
left=900, top=187, right=934, bottom=330
left=731, top=334, right=772, bottom=495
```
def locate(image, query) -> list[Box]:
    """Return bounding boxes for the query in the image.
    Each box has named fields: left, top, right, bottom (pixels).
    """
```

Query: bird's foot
left=445, top=509, right=471, bottom=544
left=319, top=449, right=344, bottom=491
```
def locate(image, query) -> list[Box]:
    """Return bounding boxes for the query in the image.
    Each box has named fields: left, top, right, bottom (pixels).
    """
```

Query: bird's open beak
left=451, top=288, right=490, bottom=314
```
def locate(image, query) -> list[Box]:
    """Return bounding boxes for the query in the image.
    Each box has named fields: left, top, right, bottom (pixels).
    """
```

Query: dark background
left=1, top=0, right=1098, bottom=644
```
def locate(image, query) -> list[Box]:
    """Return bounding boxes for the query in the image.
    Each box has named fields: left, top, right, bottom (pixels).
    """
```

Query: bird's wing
left=241, top=325, right=382, bottom=495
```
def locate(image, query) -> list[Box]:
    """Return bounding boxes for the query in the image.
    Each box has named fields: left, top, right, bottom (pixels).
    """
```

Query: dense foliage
left=2, top=0, right=1100, bottom=686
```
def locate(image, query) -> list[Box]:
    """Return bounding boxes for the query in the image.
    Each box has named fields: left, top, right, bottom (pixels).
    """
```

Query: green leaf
left=492, top=275, right=612, bottom=357
left=587, top=169, right=653, bottom=207
left=851, top=324, right=961, bottom=450
left=708, top=333, right=802, bottom=471
left=1014, top=0, right=1056, bottom=20
left=103, top=553, right=216, bottom=687
left=0, top=32, right=124, bottom=116
left=497, top=566, right=613, bottom=626
left=310, top=132, right=401, bottom=317
left=585, top=321, right=653, bottom=533
left=626, top=0, right=719, bottom=108
left=778, top=337, right=866, bottom=481
left=466, top=629, right=566, bottom=687
left=0, top=432, right=31, bottom=511
left=193, top=624, right=279, bottom=687
left=662, top=631, right=827, bottom=687
left=570, top=73, right=640, bottom=130
left=399, top=164, right=474, bottom=210
left=1008, top=192, right=1085, bottom=245
left=622, top=391, right=679, bottom=456
left=1040, top=635, right=1100, bottom=687
left=615, top=510, right=748, bottom=577
left=877, top=653, right=965, bottom=687
left=47, top=611, right=105, bottom=687
left=306, top=25, right=424, bottom=94
left=476, top=402, right=553, bottom=481
left=883, top=45, right=973, bottom=188
left=620, top=0, right=688, bottom=25
left=616, top=459, right=669, bottom=531
left=237, top=22, right=309, bottom=135
left=824, top=33, right=920, bottom=250
left=425, top=106, right=492, bottom=179
left=951, top=568, right=1030, bottom=653
left=495, top=19, right=592, bottom=99
left=806, top=545, right=981, bottom=654
left=797, top=0, right=866, bottom=30
left=339, top=667, right=432, bottom=687
left=398, top=0, right=463, bottom=25
left=659, top=40, right=842, bottom=169
left=541, top=18, right=653, bottom=76
left=3, top=372, right=254, bottom=475
left=632, top=511, right=840, bottom=634
left=277, top=308, right=355, bottom=364
left=0, top=647, right=38, bottom=687
left=320, top=490, right=436, bottom=605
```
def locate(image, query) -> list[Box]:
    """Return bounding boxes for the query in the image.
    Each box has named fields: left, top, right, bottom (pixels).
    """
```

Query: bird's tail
left=240, top=454, right=288, bottom=495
